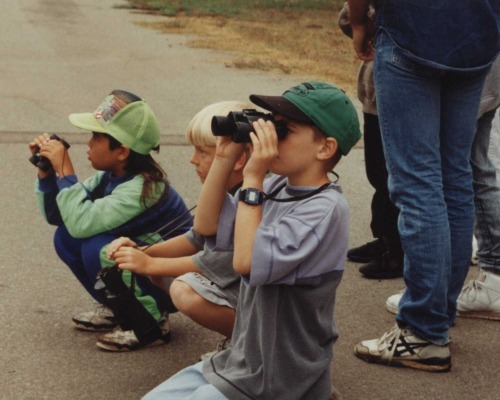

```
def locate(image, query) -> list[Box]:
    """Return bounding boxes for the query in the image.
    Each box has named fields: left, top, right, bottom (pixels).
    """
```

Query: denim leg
left=142, top=362, right=228, bottom=400
left=440, top=74, right=486, bottom=323
left=374, top=31, right=487, bottom=344
left=489, top=110, right=500, bottom=175
left=471, top=108, right=500, bottom=274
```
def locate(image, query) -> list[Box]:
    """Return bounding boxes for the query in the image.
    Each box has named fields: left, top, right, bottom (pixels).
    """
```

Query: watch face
left=240, top=188, right=263, bottom=205
left=246, top=190, right=260, bottom=204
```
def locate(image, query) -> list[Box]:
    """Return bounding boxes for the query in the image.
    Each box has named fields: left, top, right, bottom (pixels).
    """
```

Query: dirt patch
left=136, top=10, right=359, bottom=95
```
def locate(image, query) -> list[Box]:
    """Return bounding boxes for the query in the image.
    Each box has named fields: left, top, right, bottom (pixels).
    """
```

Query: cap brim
left=249, top=95, right=314, bottom=124
left=68, top=113, right=108, bottom=133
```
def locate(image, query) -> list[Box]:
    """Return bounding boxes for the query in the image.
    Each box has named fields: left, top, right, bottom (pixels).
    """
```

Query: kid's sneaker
left=96, top=315, right=171, bottom=352
left=354, top=324, right=451, bottom=372
left=72, top=304, right=117, bottom=332
left=457, top=270, right=500, bottom=320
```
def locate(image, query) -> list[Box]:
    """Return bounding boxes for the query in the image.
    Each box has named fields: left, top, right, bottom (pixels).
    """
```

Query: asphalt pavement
left=0, top=1, right=499, bottom=399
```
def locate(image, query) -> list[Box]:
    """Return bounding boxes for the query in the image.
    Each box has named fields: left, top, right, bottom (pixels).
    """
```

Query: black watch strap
left=239, top=188, right=264, bottom=205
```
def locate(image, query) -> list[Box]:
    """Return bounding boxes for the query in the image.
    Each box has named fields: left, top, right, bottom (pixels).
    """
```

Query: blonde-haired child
left=107, top=100, right=254, bottom=348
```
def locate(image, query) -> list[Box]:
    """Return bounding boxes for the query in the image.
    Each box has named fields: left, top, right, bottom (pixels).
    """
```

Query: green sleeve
left=56, top=174, right=153, bottom=238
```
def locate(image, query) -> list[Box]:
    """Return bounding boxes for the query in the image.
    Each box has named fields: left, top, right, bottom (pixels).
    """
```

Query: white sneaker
left=96, top=315, right=171, bottom=351
left=199, top=337, right=230, bottom=361
left=471, top=236, right=479, bottom=265
left=354, top=324, right=451, bottom=372
left=457, top=270, right=500, bottom=320
left=385, top=289, right=405, bottom=315
left=72, top=304, right=117, bottom=332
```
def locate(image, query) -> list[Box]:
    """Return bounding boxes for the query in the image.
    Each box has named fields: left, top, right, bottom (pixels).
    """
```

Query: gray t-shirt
left=184, top=228, right=240, bottom=307
left=203, top=174, right=349, bottom=400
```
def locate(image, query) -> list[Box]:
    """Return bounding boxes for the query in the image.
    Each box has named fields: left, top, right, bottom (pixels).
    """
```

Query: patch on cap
left=94, top=95, right=128, bottom=127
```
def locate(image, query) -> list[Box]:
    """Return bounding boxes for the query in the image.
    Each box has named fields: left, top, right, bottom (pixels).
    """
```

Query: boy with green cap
left=142, top=81, right=361, bottom=400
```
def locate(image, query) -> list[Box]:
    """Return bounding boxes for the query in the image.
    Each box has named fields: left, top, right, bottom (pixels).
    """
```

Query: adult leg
left=353, top=32, right=486, bottom=372
left=470, top=108, right=500, bottom=274
left=374, top=32, right=452, bottom=344
left=359, top=113, right=403, bottom=278
left=363, top=112, right=400, bottom=243
left=457, top=108, right=500, bottom=319
left=347, top=113, right=388, bottom=263
left=372, top=30, right=486, bottom=345
left=439, top=71, right=487, bottom=323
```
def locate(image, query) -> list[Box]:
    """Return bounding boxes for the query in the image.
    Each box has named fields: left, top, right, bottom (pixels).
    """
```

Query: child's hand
left=107, top=237, right=137, bottom=259
left=113, top=247, right=151, bottom=275
left=244, top=119, right=278, bottom=182
left=38, top=138, right=68, bottom=174
left=29, top=133, right=51, bottom=155
left=215, top=136, right=247, bottom=163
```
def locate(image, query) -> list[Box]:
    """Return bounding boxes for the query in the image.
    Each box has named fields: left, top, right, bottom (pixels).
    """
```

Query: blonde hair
left=186, top=101, right=260, bottom=147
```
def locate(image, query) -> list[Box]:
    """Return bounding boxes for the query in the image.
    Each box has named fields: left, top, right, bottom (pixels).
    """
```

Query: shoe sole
left=457, top=310, right=500, bottom=321
left=360, top=272, right=403, bottom=280
left=347, top=255, right=375, bottom=263
left=72, top=320, right=118, bottom=332
left=96, top=332, right=171, bottom=352
left=385, top=301, right=399, bottom=315
left=355, top=351, right=452, bottom=372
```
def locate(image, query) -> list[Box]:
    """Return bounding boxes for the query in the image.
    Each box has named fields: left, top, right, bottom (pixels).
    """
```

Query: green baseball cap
left=68, top=90, right=160, bottom=155
left=250, top=81, right=361, bottom=155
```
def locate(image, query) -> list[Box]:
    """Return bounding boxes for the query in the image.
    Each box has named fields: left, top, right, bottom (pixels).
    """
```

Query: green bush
left=126, top=0, right=345, bottom=16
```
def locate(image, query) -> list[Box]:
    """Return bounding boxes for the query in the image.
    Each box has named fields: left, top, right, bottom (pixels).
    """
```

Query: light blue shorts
left=142, top=361, right=228, bottom=400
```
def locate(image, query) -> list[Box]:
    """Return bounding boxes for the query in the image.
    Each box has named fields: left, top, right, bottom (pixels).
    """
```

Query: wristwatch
left=239, top=188, right=265, bottom=205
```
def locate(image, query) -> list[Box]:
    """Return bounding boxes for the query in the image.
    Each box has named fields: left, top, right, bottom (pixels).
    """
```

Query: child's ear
left=117, top=145, right=131, bottom=161
left=318, top=137, right=338, bottom=161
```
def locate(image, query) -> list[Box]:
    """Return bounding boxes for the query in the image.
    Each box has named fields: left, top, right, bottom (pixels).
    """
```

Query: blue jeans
left=472, top=108, right=500, bottom=274
left=374, top=31, right=489, bottom=345
left=142, top=362, right=228, bottom=400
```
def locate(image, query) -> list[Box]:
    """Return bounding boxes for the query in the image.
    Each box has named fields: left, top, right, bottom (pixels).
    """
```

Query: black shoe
left=359, top=251, right=403, bottom=279
left=347, top=239, right=386, bottom=263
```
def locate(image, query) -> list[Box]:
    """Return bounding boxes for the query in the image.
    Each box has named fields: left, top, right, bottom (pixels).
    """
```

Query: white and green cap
left=68, top=90, right=160, bottom=155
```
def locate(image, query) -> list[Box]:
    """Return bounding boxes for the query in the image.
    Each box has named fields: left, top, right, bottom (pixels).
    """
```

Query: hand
left=29, top=133, right=51, bottom=155
left=106, top=237, right=138, bottom=259
left=352, top=24, right=374, bottom=61
left=215, top=135, right=247, bottom=163
left=243, top=119, right=278, bottom=182
left=113, top=247, right=152, bottom=275
left=38, top=138, right=69, bottom=175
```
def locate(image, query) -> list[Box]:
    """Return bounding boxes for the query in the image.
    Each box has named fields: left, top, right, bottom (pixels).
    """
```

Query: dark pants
left=363, top=112, right=401, bottom=249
